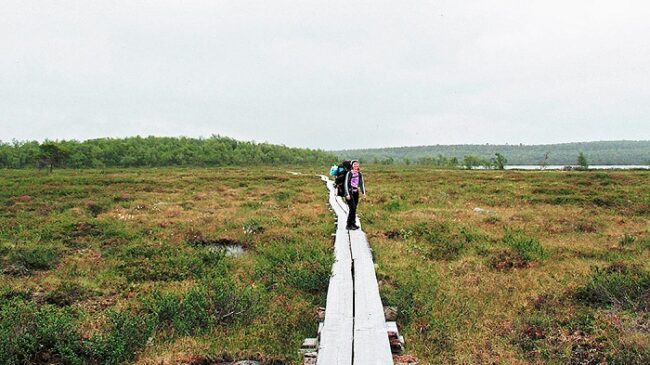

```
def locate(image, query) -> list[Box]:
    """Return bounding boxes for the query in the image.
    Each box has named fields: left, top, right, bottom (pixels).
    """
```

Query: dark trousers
left=346, top=190, right=359, bottom=227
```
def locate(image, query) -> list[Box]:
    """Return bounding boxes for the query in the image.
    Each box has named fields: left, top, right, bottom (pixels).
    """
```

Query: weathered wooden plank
left=318, top=176, right=392, bottom=365
left=317, top=257, right=353, bottom=363
left=350, top=229, right=393, bottom=365
left=317, top=177, right=354, bottom=365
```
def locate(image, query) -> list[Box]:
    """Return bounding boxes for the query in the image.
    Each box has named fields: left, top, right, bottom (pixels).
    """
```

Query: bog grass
left=364, top=166, right=649, bottom=364
left=1, top=167, right=332, bottom=364
left=1, top=166, right=649, bottom=364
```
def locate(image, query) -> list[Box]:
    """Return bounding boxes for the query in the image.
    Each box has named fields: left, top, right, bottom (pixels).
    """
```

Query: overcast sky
left=1, top=1, right=649, bottom=150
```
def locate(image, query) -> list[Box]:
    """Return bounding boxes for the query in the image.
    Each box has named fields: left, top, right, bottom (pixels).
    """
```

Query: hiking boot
left=347, top=225, right=358, bottom=230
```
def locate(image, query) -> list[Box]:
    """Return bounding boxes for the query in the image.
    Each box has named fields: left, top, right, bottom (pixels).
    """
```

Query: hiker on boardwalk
left=344, top=160, right=366, bottom=230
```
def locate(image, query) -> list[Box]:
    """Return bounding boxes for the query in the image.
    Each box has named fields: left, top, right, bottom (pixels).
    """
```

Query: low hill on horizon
left=335, top=140, right=650, bottom=166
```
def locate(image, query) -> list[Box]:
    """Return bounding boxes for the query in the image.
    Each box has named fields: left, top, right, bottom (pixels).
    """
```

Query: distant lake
left=505, top=165, right=649, bottom=170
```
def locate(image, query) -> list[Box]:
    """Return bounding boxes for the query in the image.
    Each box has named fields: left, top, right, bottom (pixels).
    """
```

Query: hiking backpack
left=331, top=160, right=352, bottom=197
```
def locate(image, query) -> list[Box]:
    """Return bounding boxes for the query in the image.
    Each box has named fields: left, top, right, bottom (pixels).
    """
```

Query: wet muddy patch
left=186, top=230, right=247, bottom=257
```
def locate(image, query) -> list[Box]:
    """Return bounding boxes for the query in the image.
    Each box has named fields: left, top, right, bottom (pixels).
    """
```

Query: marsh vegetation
left=1, top=168, right=333, bottom=364
left=366, top=167, right=649, bottom=364
left=1, top=166, right=648, bottom=364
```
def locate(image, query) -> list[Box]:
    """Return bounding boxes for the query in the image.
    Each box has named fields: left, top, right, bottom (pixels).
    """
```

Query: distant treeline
left=0, top=136, right=336, bottom=169
left=336, top=141, right=650, bottom=166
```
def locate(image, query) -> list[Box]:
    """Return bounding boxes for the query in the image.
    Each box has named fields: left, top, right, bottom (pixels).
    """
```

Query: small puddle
left=207, top=244, right=246, bottom=257
left=188, top=235, right=247, bottom=257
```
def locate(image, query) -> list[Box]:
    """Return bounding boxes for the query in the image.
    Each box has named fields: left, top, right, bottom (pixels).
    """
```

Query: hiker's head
left=352, top=160, right=360, bottom=171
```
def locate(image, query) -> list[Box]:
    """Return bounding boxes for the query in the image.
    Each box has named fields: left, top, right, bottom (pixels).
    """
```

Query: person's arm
left=344, top=171, right=351, bottom=198
left=360, top=172, right=366, bottom=195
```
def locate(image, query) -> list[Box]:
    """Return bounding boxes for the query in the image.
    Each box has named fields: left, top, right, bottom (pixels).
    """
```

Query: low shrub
left=141, top=290, right=180, bottom=330
left=426, top=239, right=465, bottom=261
left=205, top=277, right=261, bottom=324
left=592, top=197, right=615, bottom=207
left=44, top=281, right=94, bottom=306
left=255, top=238, right=333, bottom=295
left=512, top=293, right=615, bottom=364
left=574, top=262, right=650, bottom=311
left=85, top=310, right=155, bottom=365
left=406, top=222, right=488, bottom=260
left=285, top=259, right=333, bottom=293
left=143, top=277, right=260, bottom=337
left=384, top=199, right=405, bottom=212
left=114, top=243, right=215, bottom=282
left=1, top=298, right=159, bottom=365
left=503, top=230, right=546, bottom=262
left=95, top=219, right=138, bottom=243
left=565, top=308, right=596, bottom=334
left=382, top=280, right=417, bottom=325
left=490, top=230, right=545, bottom=270
left=121, top=256, right=202, bottom=282
left=608, top=343, right=650, bottom=365
left=9, top=244, right=60, bottom=272
left=34, top=305, right=84, bottom=364
left=0, top=286, right=32, bottom=301
left=0, top=299, right=40, bottom=364
left=86, top=201, right=106, bottom=217
left=548, top=195, right=584, bottom=205
left=274, top=190, right=293, bottom=202
left=173, top=285, right=212, bottom=335
left=0, top=298, right=84, bottom=365
left=573, top=218, right=601, bottom=233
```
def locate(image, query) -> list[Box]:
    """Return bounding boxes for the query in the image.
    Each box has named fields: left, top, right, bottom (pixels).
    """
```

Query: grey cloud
left=1, top=0, right=649, bottom=149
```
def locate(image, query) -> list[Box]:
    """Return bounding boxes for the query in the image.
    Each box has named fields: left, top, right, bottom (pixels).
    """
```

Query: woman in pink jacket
left=344, top=160, right=366, bottom=230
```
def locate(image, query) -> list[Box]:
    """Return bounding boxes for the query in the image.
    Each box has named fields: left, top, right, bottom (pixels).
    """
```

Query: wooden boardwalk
left=316, top=176, right=393, bottom=365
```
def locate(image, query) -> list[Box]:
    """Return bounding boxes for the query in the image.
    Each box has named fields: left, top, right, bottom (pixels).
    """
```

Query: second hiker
left=344, top=160, right=366, bottom=230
